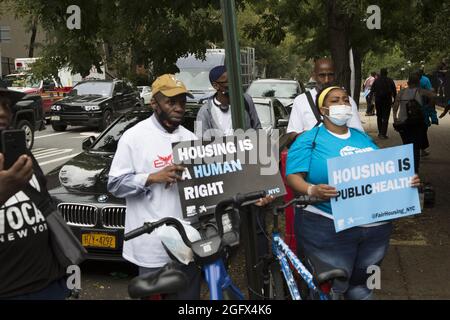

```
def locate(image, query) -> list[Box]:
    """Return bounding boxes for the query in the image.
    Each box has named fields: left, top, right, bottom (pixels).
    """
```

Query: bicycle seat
left=128, top=263, right=188, bottom=299
left=306, top=254, right=348, bottom=284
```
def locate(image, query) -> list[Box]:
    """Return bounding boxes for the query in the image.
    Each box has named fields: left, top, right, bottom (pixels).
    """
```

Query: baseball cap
left=151, top=74, right=194, bottom=98
left=209, top=65, right=226, bottom=84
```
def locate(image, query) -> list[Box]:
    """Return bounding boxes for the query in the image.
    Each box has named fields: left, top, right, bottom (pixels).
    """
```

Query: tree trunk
left=352, top=47, right=362, bottom=109
left=327, top=0, right=351, bottom=92
left=28, top=17, right=38, bottom=58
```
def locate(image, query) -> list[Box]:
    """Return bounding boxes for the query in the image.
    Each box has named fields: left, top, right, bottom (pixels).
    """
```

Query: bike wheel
left=268, top=262, right=286, bottom=300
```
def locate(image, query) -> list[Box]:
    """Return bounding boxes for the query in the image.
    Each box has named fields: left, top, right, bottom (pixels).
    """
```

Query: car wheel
left=52, top=122, right=67, bottom=132
left=17, top=120, right=34, bottom=150
left=99, top=110, right=112, bottom=131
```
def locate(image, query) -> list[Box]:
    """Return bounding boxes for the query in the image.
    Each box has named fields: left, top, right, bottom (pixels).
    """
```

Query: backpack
left=405, top=89, right=424, bottom=125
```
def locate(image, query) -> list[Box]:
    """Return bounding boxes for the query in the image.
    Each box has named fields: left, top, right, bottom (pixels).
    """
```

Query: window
left=247, top=82, right=299, bottom=99
left=113, top=82, right=124, bottom=95
left=254, top=103, right=272, bottom=129
left=92, top=113, right=151, bottom=152
left=72, top=81, right=113, bottom=97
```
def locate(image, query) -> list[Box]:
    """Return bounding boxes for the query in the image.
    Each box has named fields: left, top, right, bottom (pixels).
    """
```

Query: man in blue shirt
left=418, top=69, right=437, bottom=157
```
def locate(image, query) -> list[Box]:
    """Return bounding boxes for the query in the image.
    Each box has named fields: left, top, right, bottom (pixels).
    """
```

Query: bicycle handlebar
left=274, top=195, right=324, bottom=213
left=124, top=217, right=192, bottom=248
left=124, top=190, right=267, bottom=246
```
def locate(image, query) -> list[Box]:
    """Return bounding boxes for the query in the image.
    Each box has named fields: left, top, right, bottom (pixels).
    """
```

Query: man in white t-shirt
left=107, top=74, right=200, bottom=299
left=287, top=58, right=364, bottom=145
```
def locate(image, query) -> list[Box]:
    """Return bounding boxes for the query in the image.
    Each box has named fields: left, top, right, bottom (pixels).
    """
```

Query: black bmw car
left=50, top=79, right=142, bottom=132
left=46, top=108, right=198, bottom=261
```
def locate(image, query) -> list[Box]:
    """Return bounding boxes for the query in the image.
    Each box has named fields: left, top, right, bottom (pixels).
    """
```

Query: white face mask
left=324, top=104, right=352, bottom=126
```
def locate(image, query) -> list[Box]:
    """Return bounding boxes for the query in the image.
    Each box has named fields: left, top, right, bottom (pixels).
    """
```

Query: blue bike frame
left=203, top=259, right=244, bottom=300
left=272, top=231, right=328, bottom=300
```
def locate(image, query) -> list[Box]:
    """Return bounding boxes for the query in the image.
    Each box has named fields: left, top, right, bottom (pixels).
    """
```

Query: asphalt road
left=34, top=125, right=99, bottom=175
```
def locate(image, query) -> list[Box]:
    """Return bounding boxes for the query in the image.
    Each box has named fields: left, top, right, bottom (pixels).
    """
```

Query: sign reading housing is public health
left=327, top=144, right=421, bottom=232
left=172, top=134, right=286, bottom=220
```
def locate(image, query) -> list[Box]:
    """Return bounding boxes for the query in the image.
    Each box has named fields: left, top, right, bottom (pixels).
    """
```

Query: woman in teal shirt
left=286, top=86, right=420, bottom=299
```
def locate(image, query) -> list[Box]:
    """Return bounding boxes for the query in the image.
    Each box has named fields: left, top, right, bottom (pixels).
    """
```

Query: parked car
left=246, top=79, right=304, bottom=110
left=46, top=107, right=199, bottom=261
left=0, top=88, right=45, bottom=149
left=137, top=86, right=152, bottom=105
left=49, top=79, right=142, bottom=132
left=304, top=80, right=317, bottom=91
left=252, top=97, right=290, bottom=152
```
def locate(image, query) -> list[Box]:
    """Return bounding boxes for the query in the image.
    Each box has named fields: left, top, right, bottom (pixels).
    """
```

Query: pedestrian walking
left=392, top=73, right=435, bottom=174
left=363, top=72, right=377, bottom=116
left=370, top=68, right=397, bottom=139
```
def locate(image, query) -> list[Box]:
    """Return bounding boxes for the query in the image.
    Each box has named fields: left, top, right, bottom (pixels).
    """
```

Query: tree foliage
left=3, top=0, right=225, bottom=82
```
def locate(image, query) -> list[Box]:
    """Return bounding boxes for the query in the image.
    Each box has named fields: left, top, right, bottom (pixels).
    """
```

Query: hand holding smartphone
left=1, top=129, right=28, bottom=170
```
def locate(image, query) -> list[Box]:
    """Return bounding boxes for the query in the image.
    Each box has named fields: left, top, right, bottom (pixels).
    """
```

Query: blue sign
left=327, top=144, right=421, bottom=232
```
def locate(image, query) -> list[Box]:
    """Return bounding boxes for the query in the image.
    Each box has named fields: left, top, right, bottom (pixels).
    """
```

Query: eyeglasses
left=215, top=80, right=228, bottom=85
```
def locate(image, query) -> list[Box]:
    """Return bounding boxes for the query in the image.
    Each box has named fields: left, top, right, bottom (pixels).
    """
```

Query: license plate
left=51, top=115, right=60, bottom=121
left=81, top=233, right=116, bottom=249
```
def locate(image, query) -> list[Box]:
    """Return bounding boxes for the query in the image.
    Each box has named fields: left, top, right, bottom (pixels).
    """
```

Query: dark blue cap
left=209, top=65, right=226, bottom=84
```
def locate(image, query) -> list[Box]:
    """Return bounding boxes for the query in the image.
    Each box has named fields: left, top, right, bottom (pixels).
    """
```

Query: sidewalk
left=359, top=106, right=450, bottom=299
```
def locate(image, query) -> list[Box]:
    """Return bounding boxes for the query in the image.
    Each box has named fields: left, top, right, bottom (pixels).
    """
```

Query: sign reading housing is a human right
left=327, top=144, right=421, bottom=232
left=172, top=132, right=286, bottom=220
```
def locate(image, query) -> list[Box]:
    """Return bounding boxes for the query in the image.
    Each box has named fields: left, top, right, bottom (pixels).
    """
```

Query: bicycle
left=259, top=195, right=349, bottom=300
left=124, top=190, right=266, bottom=300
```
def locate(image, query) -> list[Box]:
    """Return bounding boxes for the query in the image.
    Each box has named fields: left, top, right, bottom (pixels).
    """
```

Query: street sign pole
left=220, top=0, right=263, bottom=300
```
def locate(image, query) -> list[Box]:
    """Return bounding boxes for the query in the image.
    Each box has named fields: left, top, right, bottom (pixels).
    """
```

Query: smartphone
left=1, top=129, right=27, bottom=170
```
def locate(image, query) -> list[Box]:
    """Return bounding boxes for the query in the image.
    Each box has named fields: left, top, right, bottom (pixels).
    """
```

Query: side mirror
left=277, top=118, right=289, bottom=128
left=82, top=136, right=96, bottom=150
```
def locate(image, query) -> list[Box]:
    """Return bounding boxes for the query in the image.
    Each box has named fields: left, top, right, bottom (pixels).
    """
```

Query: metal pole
left=220, top=0, right=263, bottom=300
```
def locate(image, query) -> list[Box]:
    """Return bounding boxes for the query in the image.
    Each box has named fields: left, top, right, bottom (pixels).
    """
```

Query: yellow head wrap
left=317, top=86, right=342, bottom=109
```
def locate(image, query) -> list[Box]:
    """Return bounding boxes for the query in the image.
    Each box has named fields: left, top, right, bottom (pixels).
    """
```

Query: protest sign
left=327, top=144, right=421, bottom=232
left=172, top=132, right=286, bottom=220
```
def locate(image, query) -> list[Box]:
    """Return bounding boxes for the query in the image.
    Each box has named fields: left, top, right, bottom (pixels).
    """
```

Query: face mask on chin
left=324, top=104, right=352, bottom=126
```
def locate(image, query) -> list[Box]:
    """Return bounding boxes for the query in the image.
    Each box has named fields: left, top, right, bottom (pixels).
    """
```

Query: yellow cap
left=151, top=74, right=194, bottom=98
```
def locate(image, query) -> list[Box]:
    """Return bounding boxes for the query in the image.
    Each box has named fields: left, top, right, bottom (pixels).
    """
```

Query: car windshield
left=92, top=113, right=152, bottom=152
left=72, top=82, right=113, bottom=97
left=247, top=82, right=298, bottom=99
left=175, top=69, right=213, bottom=91
left=4, top=74, right=40, bottom=88
left=254, top=103, right=272, bottom=129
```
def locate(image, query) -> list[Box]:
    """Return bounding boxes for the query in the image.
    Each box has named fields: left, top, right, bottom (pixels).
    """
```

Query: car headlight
left=84, top=105, right=101, bottom=111
left=51, top=105, right=61, bottom=111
